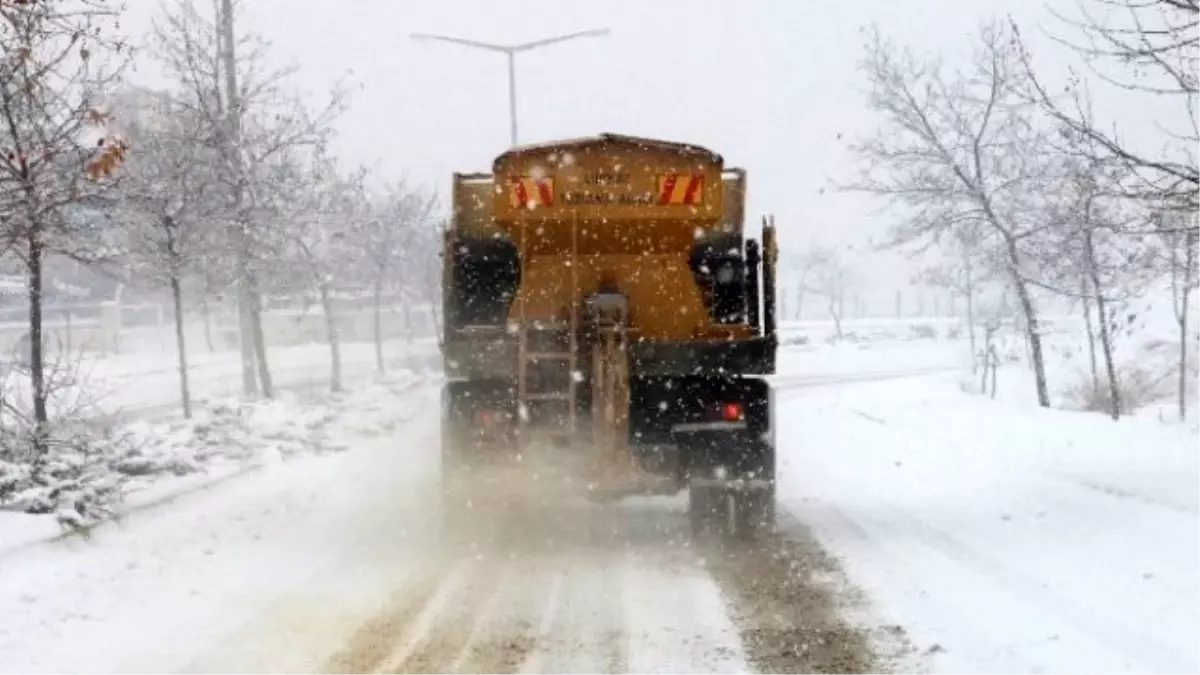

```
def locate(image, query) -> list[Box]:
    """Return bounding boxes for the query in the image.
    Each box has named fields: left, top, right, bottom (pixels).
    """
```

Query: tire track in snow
left=517, top=572, right=565, bottom=674
left=322, top=494, right=777, bottom=674
left=1046, top=471, right=1199, bottom=516
left=444, top=562, right=519, bottom=674
left=324, top=558, right=471, bottom=674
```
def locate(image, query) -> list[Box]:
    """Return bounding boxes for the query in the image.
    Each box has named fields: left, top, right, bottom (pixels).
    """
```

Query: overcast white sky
left=120, top=0, right=1167, bottom=312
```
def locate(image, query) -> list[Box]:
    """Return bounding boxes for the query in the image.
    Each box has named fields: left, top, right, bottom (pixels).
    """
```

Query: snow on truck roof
left=493, top=133, right=723, bottom=167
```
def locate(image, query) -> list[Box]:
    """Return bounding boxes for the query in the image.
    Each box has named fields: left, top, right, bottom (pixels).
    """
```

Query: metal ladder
left=516, top=216, right=580, bottom=448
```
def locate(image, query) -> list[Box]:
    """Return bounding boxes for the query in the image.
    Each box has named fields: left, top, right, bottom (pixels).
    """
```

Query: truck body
left=440, top=133, right=779, bottom=536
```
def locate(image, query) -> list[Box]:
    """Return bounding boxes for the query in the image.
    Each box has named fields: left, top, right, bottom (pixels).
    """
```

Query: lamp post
left=411, top=29, right=610, bottom=146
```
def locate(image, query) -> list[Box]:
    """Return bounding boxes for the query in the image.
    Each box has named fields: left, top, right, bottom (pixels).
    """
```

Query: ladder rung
left=525, top=352, right=573, bottom=360
left=524, top=321, right=572, bottom=331
left=518, top=428, right=577, bottom=439
left=522, top=392, right=572, bottom=401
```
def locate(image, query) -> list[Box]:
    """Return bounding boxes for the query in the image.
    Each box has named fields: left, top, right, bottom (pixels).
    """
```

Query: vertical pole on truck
left=762, top=215, right=778, bottom=344
left=516, top=218, right=530, bottom=437
left=567, top=213, right=580, bottom=434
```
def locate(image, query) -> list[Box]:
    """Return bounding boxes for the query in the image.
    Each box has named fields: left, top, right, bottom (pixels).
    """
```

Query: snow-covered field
left=777, top=374, right=1198, bottom=673
left=0, top=327, right=1195, bottom=673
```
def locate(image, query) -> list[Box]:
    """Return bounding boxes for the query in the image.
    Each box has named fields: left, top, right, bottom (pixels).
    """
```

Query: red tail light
left=721, top=402, right=744, bottom=421
left=475, top=410, right=497, bottom=426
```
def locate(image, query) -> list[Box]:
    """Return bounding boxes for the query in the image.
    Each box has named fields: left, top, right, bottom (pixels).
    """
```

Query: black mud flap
left=688, top=477, right=776, bottom=540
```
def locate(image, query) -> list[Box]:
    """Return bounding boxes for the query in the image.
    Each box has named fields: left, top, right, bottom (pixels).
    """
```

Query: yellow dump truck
left=440, top=133, right=778, bottom=536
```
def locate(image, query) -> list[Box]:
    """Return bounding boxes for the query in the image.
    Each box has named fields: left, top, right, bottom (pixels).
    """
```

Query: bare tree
left=781, top=244, right=828, bottom=321
left=1016, top=0, right=1198, bottom=213
left=114, top=87, right=221, bottom=419
left=0, top=0, right=128, bottom=447
left=805, top=245, right=855, bottom=341
left=149, top=0, right=350, bottom=399
left=268, top=149, right=361, bottom=393
left=410, top=217, right=445, bottom=350
left=913, top=221, right=988, bottom=371
left=843, top=21, right=1057, bottom=407
left=1054, top=168, right=1127, bottom=419
left=1154, top=209, right=1199, bottom=420
left=348, top=180, right=436, bottom=372
left=1021, top=116, right=1163, bottom=419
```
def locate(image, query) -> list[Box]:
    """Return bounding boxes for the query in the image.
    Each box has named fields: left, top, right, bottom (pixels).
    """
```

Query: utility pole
left=218, top=0, right=259, bottom=397
left=411, top=29, right=610, bottom=146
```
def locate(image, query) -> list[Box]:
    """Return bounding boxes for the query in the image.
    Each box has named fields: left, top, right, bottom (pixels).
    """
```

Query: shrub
left=1063, top=364, right=1174, bottom=415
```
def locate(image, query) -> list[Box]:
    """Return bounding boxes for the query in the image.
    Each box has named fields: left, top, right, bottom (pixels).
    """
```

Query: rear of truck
left=440, top=133, right=779, bottom=537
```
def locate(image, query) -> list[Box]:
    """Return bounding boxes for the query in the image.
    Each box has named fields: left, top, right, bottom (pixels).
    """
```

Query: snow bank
left=0, top=368, right=434, bottom=553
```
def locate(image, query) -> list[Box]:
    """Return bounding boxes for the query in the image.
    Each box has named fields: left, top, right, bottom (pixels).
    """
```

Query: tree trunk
left=1179, top=286, right=1190, bottom=422
left=1017, top=309, right=1032, bottom=367
left=1083, top=229, right=1120, bottom=420
left=828, top=297, right=843, bottom=340
left=981, top=328, right=993, bottom=394
left=64, top=309, right=72, bottom=355
left=248, top=274, right=273, bottom=399
left=27, top=230, right=48, bottom=449
left=1080, top=276, right=1100, bottom=400
left=319, top=281, right=343, bottom=393
left=794, top=286, right=805, bottom=320
left=218, top=0, right=258, bottom=398
left=201, top=298, right=215, bottom=352
left=1093, top=294, right=1120, bottom=420
left=965, top=263, right=977, bottom=374
left=169, top=273, right=193, bottom=419
left=373, top=278, right=384, bottom=373
left=402, top=299, right=413, bottom=344
left=1006, top=246, right=1050, bottom=407
left=1176, top=233, right=1196, bottom=422
left=989, top=344, right=999, bottom=400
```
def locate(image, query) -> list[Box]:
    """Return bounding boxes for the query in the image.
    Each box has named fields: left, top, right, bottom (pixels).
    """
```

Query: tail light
left=720, top=402, right=744, bottom=422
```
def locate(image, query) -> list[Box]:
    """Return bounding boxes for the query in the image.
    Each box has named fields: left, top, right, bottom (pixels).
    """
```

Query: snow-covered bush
left=0, top=422, right=132, bottom=530
left=1063, top=365, right=1168, bottom=414
left=0, top=368, right=425, bottom=532
left=908, top=324, right=937, bottom=340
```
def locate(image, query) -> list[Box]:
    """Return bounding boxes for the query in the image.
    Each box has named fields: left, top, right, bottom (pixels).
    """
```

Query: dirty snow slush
left=320, top=493, right=879, bottom=674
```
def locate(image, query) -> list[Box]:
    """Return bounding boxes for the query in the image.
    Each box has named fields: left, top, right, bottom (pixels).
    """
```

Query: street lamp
left=411, top=29, right=611, bottom=146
